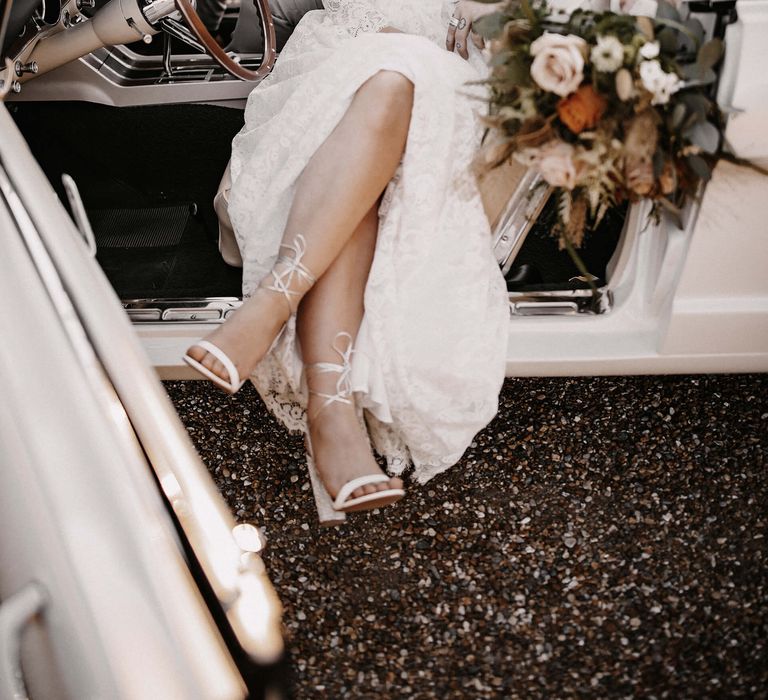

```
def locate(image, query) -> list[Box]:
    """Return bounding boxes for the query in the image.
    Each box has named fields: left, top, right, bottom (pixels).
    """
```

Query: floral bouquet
left=474, top=0, right=728, bottom=251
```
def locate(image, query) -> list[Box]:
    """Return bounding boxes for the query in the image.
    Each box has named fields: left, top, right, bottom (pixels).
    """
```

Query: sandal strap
left=194, top=340, right=240, bottom=388
left=262, top=234, right=316, bottom=313
left=334, top=474, right=391, bottom=509
left=306, top=332, right=355, bottom=415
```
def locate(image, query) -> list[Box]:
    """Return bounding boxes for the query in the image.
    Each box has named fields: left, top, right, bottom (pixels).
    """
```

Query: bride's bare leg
left=187, top=71, right=414, bottom=383
left=299, top=206, right=403, bottom=501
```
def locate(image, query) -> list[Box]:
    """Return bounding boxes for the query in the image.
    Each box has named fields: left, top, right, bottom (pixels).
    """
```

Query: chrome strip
left=492, top=171, right=553, bottom=276
left=124, top=296, right=242, bottom=322
left=86, top=45, right=266, bottom=85
left=61, top=174, right=97, bottom=257
left=509, top=287, right=613, bottom=316
left=0, top=582, right=48, bottom=700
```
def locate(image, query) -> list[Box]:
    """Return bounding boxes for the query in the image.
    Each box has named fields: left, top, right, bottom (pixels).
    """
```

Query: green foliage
left=472, top=12, right=507, bottom=40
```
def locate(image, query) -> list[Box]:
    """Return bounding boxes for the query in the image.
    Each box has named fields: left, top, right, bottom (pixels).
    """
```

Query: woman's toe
left=187, top=345, right=206, bottom=362
left=203, top=356, right=227, bottom=380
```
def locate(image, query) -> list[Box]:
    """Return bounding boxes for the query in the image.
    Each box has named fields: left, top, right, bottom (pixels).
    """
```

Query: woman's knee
left=360, top=71, right=414, bottom=132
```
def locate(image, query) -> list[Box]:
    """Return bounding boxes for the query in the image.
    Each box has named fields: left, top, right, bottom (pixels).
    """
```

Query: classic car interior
left=0, top=0, right=667, bottom=326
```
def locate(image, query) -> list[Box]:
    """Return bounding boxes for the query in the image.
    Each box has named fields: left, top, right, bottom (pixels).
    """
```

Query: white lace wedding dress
left=227, top=0, right=509, bottom=484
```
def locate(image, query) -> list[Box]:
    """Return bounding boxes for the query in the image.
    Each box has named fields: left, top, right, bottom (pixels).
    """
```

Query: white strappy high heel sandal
left=183, top=339, right=245, bottom=395
left=305, top=332, right=405, bottom=525
left=183, top=234, right=316, bottom=394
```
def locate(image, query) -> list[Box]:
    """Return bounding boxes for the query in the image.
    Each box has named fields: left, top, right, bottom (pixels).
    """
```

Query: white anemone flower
left=639, top=59, right=682, bottom=105
left=591, top=35, right=625, bottom=73
left=639, top=41, right=660, bottom=60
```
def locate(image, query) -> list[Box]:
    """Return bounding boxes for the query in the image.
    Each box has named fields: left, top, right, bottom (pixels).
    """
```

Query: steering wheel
left=169, top=0, right=276, bottom=80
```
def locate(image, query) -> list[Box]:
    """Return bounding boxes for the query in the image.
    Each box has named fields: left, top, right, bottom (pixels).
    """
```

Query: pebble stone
left=164, top=374, right=768, bottom=699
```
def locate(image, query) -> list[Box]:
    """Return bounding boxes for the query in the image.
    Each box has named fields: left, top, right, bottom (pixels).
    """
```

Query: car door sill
left=124, top=287, right=613, bottom=325
left=124, top=297, right=242, bottom=323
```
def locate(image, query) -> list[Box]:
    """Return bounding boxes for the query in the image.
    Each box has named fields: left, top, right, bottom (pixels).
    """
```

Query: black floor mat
left=10, top=101, right=245, bottom=299
left=92, top=203, right=242, bottom=298
left=90, top=204, right=193, bottom=249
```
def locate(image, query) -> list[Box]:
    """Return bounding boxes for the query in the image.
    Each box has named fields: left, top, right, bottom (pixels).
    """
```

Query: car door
left=499, top=0, right=768, bottom=376
left=0, top=86, right=284, bottom=700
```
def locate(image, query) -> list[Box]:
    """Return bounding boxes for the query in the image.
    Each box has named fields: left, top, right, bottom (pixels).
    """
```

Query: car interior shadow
left=10, top=100, right=245, bottom=298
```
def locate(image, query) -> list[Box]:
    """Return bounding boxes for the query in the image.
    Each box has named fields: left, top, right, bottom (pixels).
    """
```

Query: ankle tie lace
left=262, top=234, right=316, bottom=313
left=307, top=332, right=355, bottom=414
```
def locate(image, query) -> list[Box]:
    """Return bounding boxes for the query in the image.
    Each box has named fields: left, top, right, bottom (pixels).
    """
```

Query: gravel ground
left=164, top=374, right=767, bottom=699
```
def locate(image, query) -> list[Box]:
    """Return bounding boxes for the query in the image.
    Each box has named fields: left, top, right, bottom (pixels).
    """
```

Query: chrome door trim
left=0, top=582, right=48, bottom=700
left=492, top=170, right=552, bottom=276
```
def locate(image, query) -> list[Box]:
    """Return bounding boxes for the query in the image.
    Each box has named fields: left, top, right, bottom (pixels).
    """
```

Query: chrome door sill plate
left=123, top=289, right=611, bottom=324
left=509, top=287, right=612, bottom=316
left=123, top=297, right=242, bottom=323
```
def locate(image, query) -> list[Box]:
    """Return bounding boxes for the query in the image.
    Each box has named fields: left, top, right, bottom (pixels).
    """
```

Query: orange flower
left=557, top=85, right=607, bottom=134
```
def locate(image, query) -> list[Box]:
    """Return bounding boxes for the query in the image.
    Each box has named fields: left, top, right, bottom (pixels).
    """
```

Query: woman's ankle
left=258, top=234, right=317, bottom=314
left=307, top=402, right=359, bottom=440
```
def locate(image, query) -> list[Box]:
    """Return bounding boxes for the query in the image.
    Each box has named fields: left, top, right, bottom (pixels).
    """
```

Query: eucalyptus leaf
left=678, top=91, right=711, bottom=118
left=657, top=27, right=678, bottom=54
left=670, top=102, right=687, bottom=130
left=655, top=0, right=681, bottom=23
left=653, top=16, right=700, bottom=48
left=697, top=39, right=724, bottom=71
left=681, top=65, right=717, bottom=87
left=677, top=18, right=703, bottom=54
left=473, top=13, right=506, bottom=39
left=681, top=109, right=704, bottom=132
left=684, top=17, right=705, bottom=43
left=685, top=120, right=721, bottom=154
left=686, top=154, right=712, bottom=181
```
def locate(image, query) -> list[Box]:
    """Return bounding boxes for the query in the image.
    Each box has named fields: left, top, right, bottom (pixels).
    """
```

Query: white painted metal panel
left=0, top=105, right=247, bottom=699
left=718, top=0, right=768, bottom=158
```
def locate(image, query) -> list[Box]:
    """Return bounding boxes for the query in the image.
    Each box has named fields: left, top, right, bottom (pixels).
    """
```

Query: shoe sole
left=182, top=354, right=244, bottom=395
left=338, top=490, right=405, bottom=513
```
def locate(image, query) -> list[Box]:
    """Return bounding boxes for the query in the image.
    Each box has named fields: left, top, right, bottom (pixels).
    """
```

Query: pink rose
left=530, top=32, right=588, bottom=97
left=533, top=140, right=579, bottom=189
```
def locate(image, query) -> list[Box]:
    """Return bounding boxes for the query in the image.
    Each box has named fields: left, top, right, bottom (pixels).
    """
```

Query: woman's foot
left=187, top=234, right=318, bottom=389
left=307, top=396, right=403, bottom=506
left=185, top=287, right=290, bottom=388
